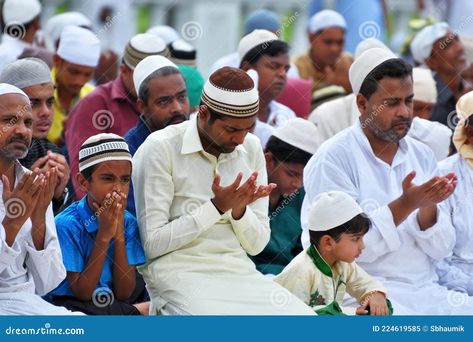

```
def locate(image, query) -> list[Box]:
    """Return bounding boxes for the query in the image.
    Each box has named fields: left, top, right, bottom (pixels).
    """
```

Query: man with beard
left=0, top=83, right=76, bottom=315
left=300, top=48, right=473, bottom=314
left=411, top=22, right=472, bottom=130
left=132, top=67, right=314, bottom=315
left=0, top=58, right=72, bottom=214
left=124, top=55, right=189, bottom=215
left=239, top=29, right=295, bottom=146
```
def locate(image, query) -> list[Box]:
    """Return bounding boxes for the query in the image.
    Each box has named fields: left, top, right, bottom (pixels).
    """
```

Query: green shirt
left=251, top=188, right=305, bottom=275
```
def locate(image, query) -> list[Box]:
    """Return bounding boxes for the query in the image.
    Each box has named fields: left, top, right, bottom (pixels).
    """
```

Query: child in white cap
left=275, top=191, right=392, bottom=315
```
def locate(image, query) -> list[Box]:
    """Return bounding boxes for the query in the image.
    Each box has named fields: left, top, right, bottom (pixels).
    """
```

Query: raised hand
left=92, top=192, right=122, bottom=242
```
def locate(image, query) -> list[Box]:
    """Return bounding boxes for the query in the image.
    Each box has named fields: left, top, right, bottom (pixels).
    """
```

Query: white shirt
left=301, top=120, right=455, bottom=287
left=0, top=35, right=33, bottom=73
left=308, top=94, right=451, bottom=161
left=132, top=116, right=313, bottom=315
left=0, top=162, right=69, bottom=314
left=253, top=101, right=296, bottom=147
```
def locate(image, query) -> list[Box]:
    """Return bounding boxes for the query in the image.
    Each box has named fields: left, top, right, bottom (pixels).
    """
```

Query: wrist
left=211, top=198, right=225, bottom=215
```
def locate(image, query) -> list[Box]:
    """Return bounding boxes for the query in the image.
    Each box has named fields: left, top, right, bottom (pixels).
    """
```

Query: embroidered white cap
left=308, top=9, right=346, bottom=34
left=238, top=29, right=279, bottom=62
left=272, top=118, right=321, bottom=155
left=308, top=191, right=363, bottom=232
left=349, top=47, right=397, bottom=94
left=57, top=26, right=101, bottom=67
left=410, top=22, right=449, bottom=64
left=133, top=55, right=178, bottom=95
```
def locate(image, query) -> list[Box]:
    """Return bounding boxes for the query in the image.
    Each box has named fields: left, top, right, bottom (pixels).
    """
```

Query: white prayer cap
left=272, top=118, right=321, bottom=155
left=147, top=25, right=180, bottom=45
left=410, top=22, right=449, bottom=63
left=123, top=33, right=169, bottom=70
left=238, top=29, right=279, bottom=62
left=133, top=55, right=178, bottom=94
left=44, top=12, right=92, bottom=51
left=308, top=191, right=363, bottom=232
left=349, top=47, right=397, bottom=94
left=308, top=9, right=346, bottom=34
left=201, top=67, right=259, bottom=117
left=413, top=67, right=437, bottom=104
left=2, top=0, right=41, bottom=25
left=0, top=83, right=29, bottom=99
left=57, top=26, right=101, bottom=67
left=0, top=58, right=52, bottom=89
left=354, top=38, right=390, bottom=60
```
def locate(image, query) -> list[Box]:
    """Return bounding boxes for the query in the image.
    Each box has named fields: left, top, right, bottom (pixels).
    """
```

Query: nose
left=232, top=131, right=246, bottom=145
left=37, top=102, right=50, bottom=119
left=170, top=98, right=184, bottom=114
left=359, top=238, right=365, bottom=251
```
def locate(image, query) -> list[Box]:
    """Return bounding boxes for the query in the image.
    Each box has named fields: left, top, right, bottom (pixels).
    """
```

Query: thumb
left=1, top=175, right=11, bottom=201
left=402, top=171, right=416, bottom=190
left=212, top=173, right=221, bottom=192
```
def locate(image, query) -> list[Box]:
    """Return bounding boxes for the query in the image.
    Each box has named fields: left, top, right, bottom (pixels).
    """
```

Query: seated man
left=132, top=67, right=314, bottom=315
left=301, top=48, right=473, bottom=314
left=251, top=118, right=320, bottom=275
left=0, top=84, right=75, bottom=315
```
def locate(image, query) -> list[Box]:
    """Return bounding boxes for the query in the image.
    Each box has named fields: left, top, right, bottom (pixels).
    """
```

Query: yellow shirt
left=293, top=50, right=353, bottom=93
left=48, top=67, right=94, bottom=145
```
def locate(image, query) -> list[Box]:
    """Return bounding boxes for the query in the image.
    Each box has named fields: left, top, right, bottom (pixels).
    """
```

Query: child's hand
left=356, top=292, right=388, bottom=316
left=93, top=192, right=122, bottom=241
left=114, top=191, right=127, bottom=241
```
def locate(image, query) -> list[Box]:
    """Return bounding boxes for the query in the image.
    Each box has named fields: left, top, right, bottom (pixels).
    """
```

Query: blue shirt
left=124, top=116, right=151, bottom=215
left=50, top=196, right=146, bottom=297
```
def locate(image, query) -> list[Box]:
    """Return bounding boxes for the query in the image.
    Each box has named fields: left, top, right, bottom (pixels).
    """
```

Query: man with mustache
left=238, top=30, right=295, bottom=146
left=0, top=83, right=76, bottom=314
left=0, top=58, right=72, bottom=215
left=411, top=22, right=472, bottom=130
left=300, top=48, right=473, bottom=314
left=124, top=55, right=189, bottom=215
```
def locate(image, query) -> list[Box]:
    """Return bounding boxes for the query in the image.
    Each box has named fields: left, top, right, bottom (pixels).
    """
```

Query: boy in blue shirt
left=50, top=133, right=148, bottom=315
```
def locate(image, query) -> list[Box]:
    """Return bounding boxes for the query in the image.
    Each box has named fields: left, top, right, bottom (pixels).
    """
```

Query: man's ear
left=53, top=54, right=61, bottom=68
left=264, top=151, right=272, bottom=165
left=320, top=235, right=334, bottom=251
left=198, top=104, right=210, bottom=121
left=424, top=56, right=437, bottom=71
left=356, top=93, right=368, bottom=116
left=137, top=98, right=145, bottom=114
left=76, top=172, right=89, bottom=193
left=240, top=61, right=252, bottom=71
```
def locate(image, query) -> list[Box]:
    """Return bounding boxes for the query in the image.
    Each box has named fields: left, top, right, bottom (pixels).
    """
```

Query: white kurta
left=132, top=116, right=313, bottom=315
left=301, top=120, right=473, bottom=314
left=253, top=101, right=296, bottom=147
left=0, top=162, right=74, bottom=315
left=308, top=94, right=451, bottom=161
left=0, top=35, right=33, bottom=73
left=437, top=154, right=473, bottom=294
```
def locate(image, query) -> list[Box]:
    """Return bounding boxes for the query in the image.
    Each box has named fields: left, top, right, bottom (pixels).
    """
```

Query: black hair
left=309, top=213, right=371, bottom=248
left=199, top=102, right=255, bottom=125
left=265, top=136, right=312, bottom=165
left=239, top=40, right=289, bottom=67
left=138, top=66, right=182, bottom=103
left=80, top=164, right=98, bottom=182
left=359, top=58, right=413, bottom=100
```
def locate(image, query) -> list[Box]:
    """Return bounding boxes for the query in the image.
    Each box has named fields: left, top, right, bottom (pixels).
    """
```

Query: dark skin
left=73, top=160, right=135, bottom=302
left=357, top=76, right=457, bottom=230
left=197, top=105, right=276, bottom=219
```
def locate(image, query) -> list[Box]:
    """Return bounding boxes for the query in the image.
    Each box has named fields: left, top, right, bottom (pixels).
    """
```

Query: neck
left=318, top=248, right=336, bottom=267
left=269, top=188, right=281, bottom=208
left=57, top=86, right=76, bottom=111
left=309, top=48, right=326, bottom=72
left=22, top=28, right=36, bottom=44
left=362, top=126, right=399, bottom=165
left=197, top=124, right=221, bottom=158
left=0, top=157, right=16, bottom=189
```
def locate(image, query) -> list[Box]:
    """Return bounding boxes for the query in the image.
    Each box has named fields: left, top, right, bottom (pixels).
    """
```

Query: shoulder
left=438, top=153, right=461, bottom=173
left=55, top=202, right=83, bottom=232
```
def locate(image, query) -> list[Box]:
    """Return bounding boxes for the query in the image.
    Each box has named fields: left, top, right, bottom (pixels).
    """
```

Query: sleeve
left=274, top=259, right=314, bottom=305
left=65, top=94, right=108, bottom=200
left=345, top=263, right=387, bottom=303
left=0, top=224, right=22, bottom=274
left=302, top=151, right=402, bottom=262
left=229, top=143, right=270, bottom=256
left=23, top=204, right=67, bottom=295
left=133, top=138, right=223, bottom=260
left=124, top=213, right=146, bottom=266
left=436, top=259, right=473, bottom=295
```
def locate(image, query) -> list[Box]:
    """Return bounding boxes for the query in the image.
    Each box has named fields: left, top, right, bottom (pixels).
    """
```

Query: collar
left=77, top=196, right=100, bottom=233
left=307, top=244, right=333, bottom=278
left=353, top=120, right=408, bottom=168
left=180, top=115, right=248, bottom=156
left=1, top=34, right=32, bottom=48
left=111, top=76, right=137, bottom=109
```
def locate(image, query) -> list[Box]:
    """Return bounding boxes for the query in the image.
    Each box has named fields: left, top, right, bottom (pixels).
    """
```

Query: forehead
left=432, top=31, right=460, bottom=51
left=22, top=83, right=54, bottom=98
left=314, top=27, right=345, bottom=40
left=0, top=93, right=31, bottom=115
left=218, top=114, right=256, bottom=129
left=93, top=160, right=132, bottom=174
left=63, top=60, right=95, bottom=73
left=259, top=52, right=290, bottom=65
left=372, top=76, right=413, bottom=98
left=148, top=73, right=186, bottom=95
